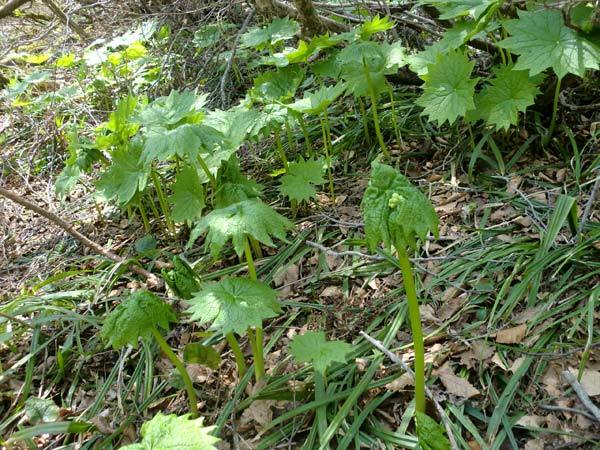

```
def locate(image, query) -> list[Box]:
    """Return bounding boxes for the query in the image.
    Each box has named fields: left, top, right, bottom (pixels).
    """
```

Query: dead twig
left=360, top=331, right=459, bottom=450
left=561, top=370, right=600, bottom=422
left=578, top=169, right=600, bottom=237
left=0, top=186, right=165, bottom=288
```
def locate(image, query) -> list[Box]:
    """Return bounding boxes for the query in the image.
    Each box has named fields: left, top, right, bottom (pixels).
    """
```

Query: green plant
left=162, top=255, right=201, bottom=300
left=278, top=156, right=326, bottom=210
left=121, top=413, right=219, bottom=449
left=360, top=162, right=439, bottom=414
left=101, top=290, right=199, bottom=416
left=290, top=331, right=352, bottom=445
left=186, top=278, right=281, bottom=380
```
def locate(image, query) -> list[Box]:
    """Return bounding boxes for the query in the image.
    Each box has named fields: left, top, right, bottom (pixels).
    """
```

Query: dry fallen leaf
left=491, top=352, right=510, bottom=371
left=568, top=368, right=600, bottom=396
left=436, top=363, right=480, bottom=399
left=496, top=324, right=527, bottom=344
left=239, top=400, right=276, bottom=429
left=516, top=415, right=544, bottom=427
left=524, top=439, right=545, bottom=450
left=385, top=373, right=414, bottom=392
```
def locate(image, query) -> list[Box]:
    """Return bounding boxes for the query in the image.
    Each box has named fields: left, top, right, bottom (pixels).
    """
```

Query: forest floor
left=1, top=2, right=600, bottom=449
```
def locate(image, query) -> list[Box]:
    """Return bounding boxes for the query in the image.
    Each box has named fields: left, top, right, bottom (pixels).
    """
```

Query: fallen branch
left=0, top=186, right=164, bottom=288
left=562, top=370, right=600, bottom=422
left=0, top=0, right=30, bottom=20
left=360, top=331, right=459, bottom=450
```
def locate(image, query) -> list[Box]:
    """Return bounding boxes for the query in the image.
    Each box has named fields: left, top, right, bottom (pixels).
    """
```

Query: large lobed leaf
left=290, top=331, right=352, bottom=374
left=121, top=413, right=219, bottom=450
left=279, top=157, right=325, bottom=203
left=186, top=278, right=281, bottom=336
left=415, top=50, right=478, bottom=125
left=169, top=165, right=205, bottom=223
left=499, top=9, right=600, bottom=79
left=188, top=199, right=294, bottom=257
left=468, top=65, right=541, bottom=130
left=101, top=290, right=177, bottom=349
left=361, top=162, right=439, bottom=252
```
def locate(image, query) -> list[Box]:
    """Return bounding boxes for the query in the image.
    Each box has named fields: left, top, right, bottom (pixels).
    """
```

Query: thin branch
left=578, top=169, right=600, bottom=237
left=538, top=404, right=597, bottom=422
left=0, top=0, right=30, bottom=20
left=0, top=186, right=164, bottom=288
left=360, top=331, right=459, bottom=450
left=562, top=370, right=600, bottom=422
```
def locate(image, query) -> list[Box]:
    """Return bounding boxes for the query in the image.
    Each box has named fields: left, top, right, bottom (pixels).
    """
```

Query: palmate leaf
left=188, top=199, right=294, bottom=257
left=279, top=157, right=325, bottom=203
left=337, top=41, right=388, bottom=98
left=499, top=9, right=600, bottom=79
left=359, top=15, right=395, bottom=40
left=101, top=291, right=177, bottom=349
left=250, top=66, right=305, bottom=103
left=415, top=50, right=477, bottom=125
left=186, top=278, right=281, bottom=336
left=421, top=0, right=495, bottom=20
left=285, top=82, right=346, bottom=115
left=361, top=162, right=439, bottom=252
left=241, top=17, right=299, bottom=50
left=137, top=90, right=205, bottom=127
left=162, top=256, right=200, bottom=300
left=290, top=331, right=352, bottom=374
left=169, top=165, right=205, bottom=223
left=121, top=413, right=219, bottom=450
left=142, top=124, right=204, bottom=162
left=96, top=140, right=149, bottom=205
left=467, top=65, right=541, bottom=130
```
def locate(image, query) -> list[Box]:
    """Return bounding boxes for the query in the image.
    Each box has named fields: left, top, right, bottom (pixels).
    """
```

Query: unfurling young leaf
left=290, top=331, right=352, bottom=374
left=359, top=15, right=395, bottom=40
left=121, top=413, right=219, bottom=450
left=101, top=290, right=176, bottom=349
left=415, top=412, right=451, bottom=450
left=169, top=165, right=205, bottom=223
left=498, top=9, right=600, bottom=79
left=468, top=65, right=541, bottom=130
left=361, top=162, right=439, bottom=252
left=186, top=278, right=281, bottom=336
left=279, top=157, right=325, bottom=203
left=162, top=256, right=200, bottom=300
left=415, top=50, right=478, bottom=125
left=187, top=199, right=294, bottom=257
left=214, top=157, right=262, bottom=208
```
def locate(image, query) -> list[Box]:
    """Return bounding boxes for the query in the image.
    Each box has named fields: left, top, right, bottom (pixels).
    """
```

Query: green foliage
left=415, top=50, right=478, bottom=125
left=468, top=65, right=541, bottom=130
left=358, top=15, right=395, bottom=40
left=162, top=256, right=200, bottom=300
left=286, top=82, right=346, bottom=114
left=24, top=397, right=60, bottom=425
left=55, top=131, right=103, bottom=199
left=499, top=9, right=600, bottom=79
left=193, top=24, right=223, bottom=50
left=169, top=166, right=205, bottom=223
left=415, top=412, right=451, bottom=450
left=121, top=413, right=219, bottom=450
left=95, top=140, right=149, bottom=205
left=241, top=18, right=300, bottom=51
left=101, top=291, right=176, bottom=349
left=250, top=66, right=305, bottom=103
left=183, top=343, right=221, bottom=370
left=188, top=199, right=294, bottom=257
left=421, top=0, right=496, bottom=20
left=186, top=278, right=281, bottom=336
left=337, top=42, right=389, bottom=97
left=214, top=157, right=262, bottom=208
left=361, top=162, right=439, bottom=252
left=290, top=331, right=352, bottom=374
left=279, top=157, right=325, bottom=203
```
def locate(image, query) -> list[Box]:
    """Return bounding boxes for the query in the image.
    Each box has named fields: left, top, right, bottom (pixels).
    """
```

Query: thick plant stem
left=296, top=113, right=313, bottom=156
left=138, top=202, right=151, bottom=233
left=226, top=332, right=247, bottom=378
left=244, top=236, right=266, bottom=381
left=196, top=156, right=217, bottom=194
left=357, top=97, right=371, bottom=145
left=150, top=328, right=198, bottom=417
left=396, top=247, right=425, bottom=413
left=363, top=60, right=389, bottom=158
left=151, top=170, right=175, bottom=234
left=544, top=77, right=562, bottom=146
left=274, top=128, right=289, bottom=172
left=320, top=114, right=335, bottom=202
left=314, top=371, right=328, bottom=444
